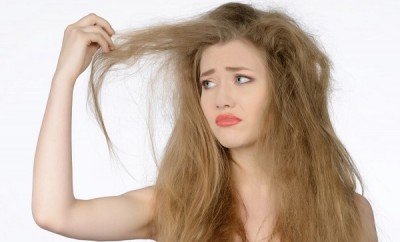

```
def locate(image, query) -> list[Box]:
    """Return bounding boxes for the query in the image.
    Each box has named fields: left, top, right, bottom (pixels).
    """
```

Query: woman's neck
left=230, top=147, right=267, bottom=184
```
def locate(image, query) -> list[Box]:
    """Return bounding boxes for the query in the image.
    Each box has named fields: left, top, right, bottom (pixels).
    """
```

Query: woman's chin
left=217, top=140, right=255, bottom=151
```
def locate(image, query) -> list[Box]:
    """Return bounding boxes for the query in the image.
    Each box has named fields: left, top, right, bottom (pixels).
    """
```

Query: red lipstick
left=216, top=114, right=242, bottom=127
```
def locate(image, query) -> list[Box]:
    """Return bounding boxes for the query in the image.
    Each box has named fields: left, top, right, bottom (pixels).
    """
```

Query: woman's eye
left=200, top=75, right=252, bottom=90
left=201, top=80, right=216, bottom=89
left=235, top=75, right=252, bottom=84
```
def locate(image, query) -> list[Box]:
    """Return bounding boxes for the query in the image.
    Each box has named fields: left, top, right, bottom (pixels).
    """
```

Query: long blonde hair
left=88, top=2, right=364, bottom=241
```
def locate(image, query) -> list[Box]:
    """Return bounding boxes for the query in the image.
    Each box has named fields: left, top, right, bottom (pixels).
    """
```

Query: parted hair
left=88, top=2, right=364, bottom=241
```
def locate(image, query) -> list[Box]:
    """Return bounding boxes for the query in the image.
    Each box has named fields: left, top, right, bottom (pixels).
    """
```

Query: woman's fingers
left=81, top=25, right=115, bottom=50
left=64, top=20, right=115, bottom=53
left=74, top=13, right=115, bottom=36
left=85, top=32, right=113, bottom=53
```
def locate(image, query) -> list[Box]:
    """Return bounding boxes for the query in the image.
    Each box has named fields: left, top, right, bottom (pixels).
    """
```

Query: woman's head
left=89, top=2, right=363, bottom=241
left=191, top=2, right=334, bottom=173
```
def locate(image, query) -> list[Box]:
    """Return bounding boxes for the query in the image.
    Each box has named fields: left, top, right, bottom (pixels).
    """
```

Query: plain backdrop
left=0, top=0, right=399, bottom=241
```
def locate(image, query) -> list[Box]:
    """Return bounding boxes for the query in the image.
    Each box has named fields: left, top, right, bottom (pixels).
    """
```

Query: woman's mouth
left=216, top=114, right=242, bottom=127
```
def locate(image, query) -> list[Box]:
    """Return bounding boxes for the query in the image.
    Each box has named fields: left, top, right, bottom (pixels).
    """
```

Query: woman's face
left=199, top=38, right=271, bottom=151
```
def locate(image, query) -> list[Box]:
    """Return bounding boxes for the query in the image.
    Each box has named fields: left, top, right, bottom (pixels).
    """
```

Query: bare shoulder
left=354, top=193, right=378, bottom=242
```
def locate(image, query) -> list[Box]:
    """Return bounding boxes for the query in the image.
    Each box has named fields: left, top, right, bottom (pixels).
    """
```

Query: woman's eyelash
left=234, top=74, right=253, bottom=84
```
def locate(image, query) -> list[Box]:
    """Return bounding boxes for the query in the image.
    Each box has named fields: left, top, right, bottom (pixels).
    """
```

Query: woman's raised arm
left=32, top=13, right=156, bottom=240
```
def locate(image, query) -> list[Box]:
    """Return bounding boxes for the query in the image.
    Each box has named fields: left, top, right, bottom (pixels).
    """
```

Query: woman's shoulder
left=354, top=193, right=378, bottom=242
left=354, top=193, right=372, bottom=210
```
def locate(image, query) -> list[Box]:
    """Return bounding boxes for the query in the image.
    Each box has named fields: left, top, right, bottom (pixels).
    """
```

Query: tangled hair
left=88, top=2, right=364, bottom=241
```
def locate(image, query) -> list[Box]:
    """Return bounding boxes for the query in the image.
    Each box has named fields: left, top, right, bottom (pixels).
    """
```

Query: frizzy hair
left=87, top=2, right=364, bottom=241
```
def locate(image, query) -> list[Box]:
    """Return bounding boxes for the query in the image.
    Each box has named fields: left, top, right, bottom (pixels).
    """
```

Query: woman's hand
left=54, top=13, right=115, bottom=85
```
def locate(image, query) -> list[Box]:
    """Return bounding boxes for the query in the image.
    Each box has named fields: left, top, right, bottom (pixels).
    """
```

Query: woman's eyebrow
left=200, top=66, right=253, bottom=78
left=200, top=69, right=215, bottom=78
left=225, top=66, right=252, bottom=72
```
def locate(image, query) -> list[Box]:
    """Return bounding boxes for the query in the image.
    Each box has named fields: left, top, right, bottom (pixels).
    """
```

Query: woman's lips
left=216, top=114, right=242, bottom=127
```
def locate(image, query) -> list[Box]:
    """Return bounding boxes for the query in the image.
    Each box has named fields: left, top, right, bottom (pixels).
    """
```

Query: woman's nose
left=215, top=80, right=235, bottom=109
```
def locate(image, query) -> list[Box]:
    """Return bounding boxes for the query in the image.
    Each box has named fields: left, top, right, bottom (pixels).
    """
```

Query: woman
left=32, top=2, right=378, bottom=241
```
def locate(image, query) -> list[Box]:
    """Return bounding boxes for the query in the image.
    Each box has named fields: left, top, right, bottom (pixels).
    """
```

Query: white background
left=0, top=0, right=399, bottom=241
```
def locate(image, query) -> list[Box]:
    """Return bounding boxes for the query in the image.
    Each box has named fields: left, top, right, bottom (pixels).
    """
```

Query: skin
left=32, top=13, right=378, bottom=242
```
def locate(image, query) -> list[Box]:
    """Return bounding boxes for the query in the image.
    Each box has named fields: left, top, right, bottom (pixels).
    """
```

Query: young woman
left=32, top=2, right=378, bottom=241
